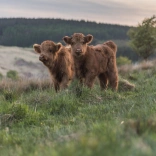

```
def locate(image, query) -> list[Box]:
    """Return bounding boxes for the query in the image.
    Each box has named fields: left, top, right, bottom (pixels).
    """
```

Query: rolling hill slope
left=0, top=46, right=49, bottom=79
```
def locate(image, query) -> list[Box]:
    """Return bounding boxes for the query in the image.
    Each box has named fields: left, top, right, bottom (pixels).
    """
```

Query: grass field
left=0, top=60, right=156, bottom=156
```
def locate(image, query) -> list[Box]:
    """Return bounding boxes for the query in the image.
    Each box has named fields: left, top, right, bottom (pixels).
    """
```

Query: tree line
left=0, top=18, right=138, bottom=61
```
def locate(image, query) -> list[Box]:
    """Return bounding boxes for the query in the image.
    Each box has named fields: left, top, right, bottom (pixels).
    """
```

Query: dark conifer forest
left=0, top=18, right=138, bottom=61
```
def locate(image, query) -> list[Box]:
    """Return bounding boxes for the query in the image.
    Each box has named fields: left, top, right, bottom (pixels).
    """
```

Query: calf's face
left=33, top=41, right=62, bottom=64
left=63, top=33, right=93, bottom=57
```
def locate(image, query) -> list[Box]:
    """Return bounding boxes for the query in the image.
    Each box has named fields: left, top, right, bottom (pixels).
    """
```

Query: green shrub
left=117, top=56, right=131, bottom=66
left=0, top=103, right=28, bottom=127
left=24, top=111, right=46, bottom=126
left=3, top=90, right=17, bottom=102
left=9, top=103, right=28, bottom=121
left=6, top=70, right=18, bottom=80
left=1, top=102, right=46, bottom=127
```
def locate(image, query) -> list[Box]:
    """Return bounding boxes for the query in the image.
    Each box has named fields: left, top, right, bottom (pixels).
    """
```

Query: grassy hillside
left=0, top=60, right=156, bottom=156
left=0, top=46, right=49, bottom=79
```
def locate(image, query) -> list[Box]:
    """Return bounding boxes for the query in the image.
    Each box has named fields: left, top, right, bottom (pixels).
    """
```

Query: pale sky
left=0, top=0, right=156, bottom=26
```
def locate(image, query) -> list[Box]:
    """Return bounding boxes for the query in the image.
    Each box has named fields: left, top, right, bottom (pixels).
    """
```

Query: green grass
left=1, top=67, right=156, bottom=156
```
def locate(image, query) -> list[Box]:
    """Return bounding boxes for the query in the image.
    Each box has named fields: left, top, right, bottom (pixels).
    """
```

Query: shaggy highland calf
left=63, top=33, right=118, bottom=90
left=33, top=40, right=74, bottom=92
left=93, top=40, right=118, bottom=90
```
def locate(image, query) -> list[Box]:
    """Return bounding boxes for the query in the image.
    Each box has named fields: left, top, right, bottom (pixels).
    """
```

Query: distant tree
left=127, top=15, right=156, bottom=60
left=117, top=56, right=131, bottom=66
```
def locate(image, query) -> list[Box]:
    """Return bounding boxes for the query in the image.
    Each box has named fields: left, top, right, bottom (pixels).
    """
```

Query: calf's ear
left=33, top=44, right=41, bottom=53
left=63, top=36, right=72, bottom=44
left=84, top=34, right=93, bottom=44
left=56, top=43, right=62, bottom=51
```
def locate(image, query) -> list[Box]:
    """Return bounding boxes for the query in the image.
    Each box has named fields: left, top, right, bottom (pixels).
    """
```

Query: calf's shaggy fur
left=103, top=40, right=117, bottom=53
left=93, top=40, right=118, bottom=90
left=33, top=40, right=74, bottom=92
left=63, top=33, right=118, bottom=90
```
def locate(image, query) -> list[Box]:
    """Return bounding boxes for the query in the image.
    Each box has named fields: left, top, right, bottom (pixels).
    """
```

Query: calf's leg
left=98, top=73, right=108, bottom=90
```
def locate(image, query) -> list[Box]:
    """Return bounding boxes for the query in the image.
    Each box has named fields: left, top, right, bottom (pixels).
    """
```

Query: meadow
left=0, top=60, right=156, bottom=156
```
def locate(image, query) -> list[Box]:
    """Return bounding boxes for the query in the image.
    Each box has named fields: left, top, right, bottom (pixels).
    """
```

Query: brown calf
left=33, top=40, right=74, bottom=92
left=93, top=40, right=118, bottom=90
left=63, top=33, right=118, bottom=90
left=103, top=40, right=117, bottom=53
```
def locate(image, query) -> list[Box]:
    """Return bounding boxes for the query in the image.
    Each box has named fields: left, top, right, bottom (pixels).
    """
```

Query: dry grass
left=119, top=78, right=135, bottom=91
left=0, top=78, right=52, bottom=94
left=118, top=59, right=156, bottom=76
